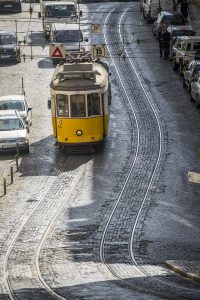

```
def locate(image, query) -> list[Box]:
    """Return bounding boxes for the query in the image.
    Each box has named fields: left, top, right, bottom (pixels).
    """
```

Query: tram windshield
left=71, top=94, right=86, bottom=117
left=87, top=93, right=101, bottom=116
left=56, top=94, right=69, bottom=117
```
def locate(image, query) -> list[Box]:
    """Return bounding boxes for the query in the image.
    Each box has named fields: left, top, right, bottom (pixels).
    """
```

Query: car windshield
left=0, top=118, right=24, bottom=131
left=0, top=34, right=16, bottom=45
left=55, top=30, right=83, bottom=43
left=45, top=5, right=75, bottom=18
left=0, top=100, right=24, bottom=111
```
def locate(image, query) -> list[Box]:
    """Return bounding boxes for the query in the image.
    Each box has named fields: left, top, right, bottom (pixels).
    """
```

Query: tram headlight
left=76, top=129, right=83, bottom=136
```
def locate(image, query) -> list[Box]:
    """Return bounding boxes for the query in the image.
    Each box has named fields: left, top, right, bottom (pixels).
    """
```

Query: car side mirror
left=84, top=38, right=88, bottom=42
left=38, top=12, right=41, bottom=18
left=28, top=107, right=32, bottom=112
left=48, top=99, right=51, bottom=109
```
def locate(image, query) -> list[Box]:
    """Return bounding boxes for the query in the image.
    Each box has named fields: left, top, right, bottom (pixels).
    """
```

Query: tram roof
left=50, top=62, right=109, bottom=91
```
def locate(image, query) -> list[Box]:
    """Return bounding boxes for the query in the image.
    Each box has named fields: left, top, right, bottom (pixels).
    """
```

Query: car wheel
left=142, top=9, right=146, bottom=19
left=178, top=62, right=183, bottom=76
left=183, top=78, right=187, bottom=88
left=23, top=145, right=30, bottom=154
left=172, top=59, right=178, bottom=71
left=196, top=95, right=200, bottom=108
left=187, top=83, right=191, bottom=93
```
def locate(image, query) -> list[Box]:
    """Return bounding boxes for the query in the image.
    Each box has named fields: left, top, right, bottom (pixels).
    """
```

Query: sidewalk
left=188, top=1, right=200, bottom=34
left=163, top=2, right=200, bottom=285
left=166, top=260, right=200, bottom=283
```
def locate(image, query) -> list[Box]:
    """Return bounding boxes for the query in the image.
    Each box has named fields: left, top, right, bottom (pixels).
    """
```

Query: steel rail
left=119, top=7, right=200, bottom=294
left=35, top=156, right=91, bottom=300
left=3, top=156, right=90, bottom=300
left=99, top=5, right=190, bottom=300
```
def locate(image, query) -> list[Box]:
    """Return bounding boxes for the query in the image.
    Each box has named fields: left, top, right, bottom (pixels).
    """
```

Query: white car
left=190, top=72, right=200, bottom=108
left=49, top=23, right=90, bottom=62
left=0, top=110, right=29, bottom=153
left=0, top=95, right=32, bottom=127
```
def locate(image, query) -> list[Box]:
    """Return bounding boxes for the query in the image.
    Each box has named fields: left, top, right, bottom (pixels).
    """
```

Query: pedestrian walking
left=178, top=0, right=189, bottom=22
left=158, top=26, right=171, bottom=58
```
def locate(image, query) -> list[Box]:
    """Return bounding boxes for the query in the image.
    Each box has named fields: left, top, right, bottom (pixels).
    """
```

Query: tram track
left=3, top=154, right=91, bottom=300
left=98, top=4, right=200, bottom=300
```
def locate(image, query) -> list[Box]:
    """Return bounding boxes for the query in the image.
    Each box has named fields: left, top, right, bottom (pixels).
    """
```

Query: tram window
left=87, top=93, right=101, bottom=116
left=71, top=94, right=86, bottom=117
left=56, top=94, right=69, bottom=117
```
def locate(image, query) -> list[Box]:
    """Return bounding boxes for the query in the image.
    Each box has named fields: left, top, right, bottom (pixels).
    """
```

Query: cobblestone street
left=1, top=1, right=200, bottom=299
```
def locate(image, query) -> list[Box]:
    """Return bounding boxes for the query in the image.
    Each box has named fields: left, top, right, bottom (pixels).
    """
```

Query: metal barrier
left=0, top=155, right=20, bottom=197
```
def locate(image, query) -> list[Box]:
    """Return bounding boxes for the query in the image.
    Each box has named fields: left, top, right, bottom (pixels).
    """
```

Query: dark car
left=152, top=11, right=186, bottom=37
left=0, top=31, right=21, bottom=62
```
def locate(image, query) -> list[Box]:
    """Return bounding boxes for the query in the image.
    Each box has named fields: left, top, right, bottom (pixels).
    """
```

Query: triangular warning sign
left=51, top=46, right=64, bottom=58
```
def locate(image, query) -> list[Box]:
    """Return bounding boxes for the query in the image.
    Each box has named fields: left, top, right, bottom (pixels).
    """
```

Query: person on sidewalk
left=178, top=0, right=189, bottom=22
left=158, top=26, right=171, bottom=58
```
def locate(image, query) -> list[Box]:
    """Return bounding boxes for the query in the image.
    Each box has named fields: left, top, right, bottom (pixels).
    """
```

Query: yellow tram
left=49, top=60, right=111, bottom=147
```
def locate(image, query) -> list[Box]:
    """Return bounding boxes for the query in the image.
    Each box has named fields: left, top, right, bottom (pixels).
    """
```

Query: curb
left=166, top=260, right=200, bottom=284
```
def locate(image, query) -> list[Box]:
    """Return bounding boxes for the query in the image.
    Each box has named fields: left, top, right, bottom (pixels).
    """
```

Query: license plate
left=4, top=4, right=12, bottom=7
left=0, top=55, right=10, bottom=58
left=1, top=144, right=15, bottom=148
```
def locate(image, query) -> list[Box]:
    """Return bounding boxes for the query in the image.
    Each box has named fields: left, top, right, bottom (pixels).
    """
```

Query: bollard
left=15, top=155, right=19, bottom=171
left=16, top=142, right=19, bottom=158
left=3, top=178, right=6, bottom=195
left=10, top=167, right=13, bottom=184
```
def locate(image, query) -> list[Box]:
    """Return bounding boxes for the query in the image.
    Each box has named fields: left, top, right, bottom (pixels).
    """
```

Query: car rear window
left=194, top=65, right=200, bottom=72
left=193, top=42, right=200, bottom=51
left=171, top=15, right=185, bottom=25
left=173, top=30, right=194, bottom=37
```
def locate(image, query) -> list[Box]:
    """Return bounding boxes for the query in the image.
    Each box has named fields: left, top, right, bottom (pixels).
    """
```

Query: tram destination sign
left=92, top=44, right=107, bottom=59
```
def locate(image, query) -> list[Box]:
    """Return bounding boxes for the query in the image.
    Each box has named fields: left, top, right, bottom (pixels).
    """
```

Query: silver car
left=0, top=31, right=21, bottom=62
left=190, top=72, right=200, bottom=108
left=0, top=95, right=32, bottom=127
left=183, top=60, right=200, bottom=92
left=0, top=110, right=29, bottom=153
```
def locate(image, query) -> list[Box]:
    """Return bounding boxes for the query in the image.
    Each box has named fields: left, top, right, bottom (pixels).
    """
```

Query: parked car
left=172, top=36, right=200, bottom=75
left=0, top=95, right=32, bottom=127
left=190, top=72, right=200, bottom=107
left=141, top=0, right=174, bottom=23
left=183, top=60, right=200, bottom=92
left=0, top=31, right=21, bottom=62
left=167, top=25, right=195, bottom=41
left=152, top=11, right=186, bottom=38
left=0, top=110, right=30, bottom=153
left=49, top=23, right=90, bottom=62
